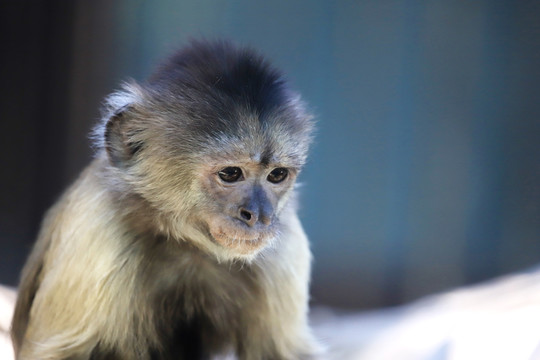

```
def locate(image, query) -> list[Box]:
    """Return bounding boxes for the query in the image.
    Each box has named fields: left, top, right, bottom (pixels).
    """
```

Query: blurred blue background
left=1, top=1, right=539, bottom=309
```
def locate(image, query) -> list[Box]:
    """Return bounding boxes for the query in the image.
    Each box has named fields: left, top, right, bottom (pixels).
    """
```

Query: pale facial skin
left=197, top=156, right=298, bottom=255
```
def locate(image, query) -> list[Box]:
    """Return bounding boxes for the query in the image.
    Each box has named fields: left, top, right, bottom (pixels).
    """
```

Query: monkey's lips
left=204, top=216, right=275, bottom=255
left=209, top=229, right=268, bottom=254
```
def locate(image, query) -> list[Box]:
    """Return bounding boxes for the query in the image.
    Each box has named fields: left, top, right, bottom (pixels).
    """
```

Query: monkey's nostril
left=240, top=210, right=252, bottom=221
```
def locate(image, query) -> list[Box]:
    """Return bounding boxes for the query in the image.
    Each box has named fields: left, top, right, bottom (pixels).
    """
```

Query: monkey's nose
left=239, top=208, right=258, bottom=227
left=238, top=207, right=272, bottom=227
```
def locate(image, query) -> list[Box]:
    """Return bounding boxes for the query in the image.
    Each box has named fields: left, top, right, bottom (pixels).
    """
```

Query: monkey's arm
left=13, top=161, right=152, bottom=360
left=11, top=220, right=52, bottom=354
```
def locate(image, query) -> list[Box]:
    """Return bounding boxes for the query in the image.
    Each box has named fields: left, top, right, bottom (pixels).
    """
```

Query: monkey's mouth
left=208, top=228, right=271, bottom=254
left=202, top=215, right=276, bottom=255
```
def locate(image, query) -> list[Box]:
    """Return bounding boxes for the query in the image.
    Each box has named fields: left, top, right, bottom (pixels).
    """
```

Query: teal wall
left=92, top=1, right=539, bottom=308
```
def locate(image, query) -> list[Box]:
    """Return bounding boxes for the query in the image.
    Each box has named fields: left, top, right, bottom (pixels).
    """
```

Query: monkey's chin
left=209, top=230, right=270, bottom=256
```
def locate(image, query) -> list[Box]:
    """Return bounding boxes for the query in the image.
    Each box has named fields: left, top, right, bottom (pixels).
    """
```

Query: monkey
left=10, top=40, right=322, bottom=360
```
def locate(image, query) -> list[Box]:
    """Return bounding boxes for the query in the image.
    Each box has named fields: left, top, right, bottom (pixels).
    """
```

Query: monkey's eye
left=267, top=168, right=289, bottom=184
left=218, top=167, right=243, bottom=183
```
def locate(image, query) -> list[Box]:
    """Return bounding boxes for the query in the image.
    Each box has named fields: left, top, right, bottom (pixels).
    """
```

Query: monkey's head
left=95, top=40, right=313, bottom=262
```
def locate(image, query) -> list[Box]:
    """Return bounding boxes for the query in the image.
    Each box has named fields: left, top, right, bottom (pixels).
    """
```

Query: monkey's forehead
left=190, top=124, right=311, bottom=170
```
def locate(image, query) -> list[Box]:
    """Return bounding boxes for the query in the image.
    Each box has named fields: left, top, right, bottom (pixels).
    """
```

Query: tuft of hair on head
left=146, top=39, right=288, bottom=113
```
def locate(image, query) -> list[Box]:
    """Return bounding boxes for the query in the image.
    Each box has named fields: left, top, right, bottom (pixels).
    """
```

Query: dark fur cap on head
left=148, top=39, right=288, bottom=121
left=95, top=39, right=314, bottom=169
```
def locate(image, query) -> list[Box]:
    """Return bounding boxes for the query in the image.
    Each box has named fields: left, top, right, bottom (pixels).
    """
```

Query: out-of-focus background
left=1, top=1, right=538, bottom=310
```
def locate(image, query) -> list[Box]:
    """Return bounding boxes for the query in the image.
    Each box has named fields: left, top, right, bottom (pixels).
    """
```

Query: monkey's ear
left=104, top=106, right=144, bottom=168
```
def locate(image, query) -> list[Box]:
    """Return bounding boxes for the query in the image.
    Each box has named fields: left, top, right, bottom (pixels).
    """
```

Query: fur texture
left=12, top=40, right=320, bottom=359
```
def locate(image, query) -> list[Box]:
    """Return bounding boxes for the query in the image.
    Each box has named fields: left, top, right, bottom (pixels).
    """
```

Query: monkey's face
left=99, top=41, right=314, bottom=261
left=102, top=102, right=309, bottom=262
left=192, top=156, right=297, bottom=257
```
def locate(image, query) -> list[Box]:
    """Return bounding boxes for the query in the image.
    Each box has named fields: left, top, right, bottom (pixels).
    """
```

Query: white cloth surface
left=0, top=285, right=15, bottom=360
left=314, top=267, right=540, bottom=360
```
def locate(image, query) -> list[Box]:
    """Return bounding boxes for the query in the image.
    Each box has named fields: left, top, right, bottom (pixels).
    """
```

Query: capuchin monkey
left=11, top=40, right=321, bottom=360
